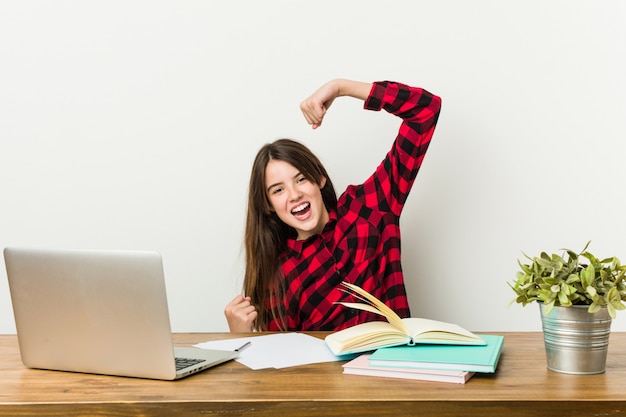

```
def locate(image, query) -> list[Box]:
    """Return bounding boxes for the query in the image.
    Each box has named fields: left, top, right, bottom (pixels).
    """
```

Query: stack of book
left=342, top=334, right=504, bottom=384
left=326, top=282, right=504, bottom=384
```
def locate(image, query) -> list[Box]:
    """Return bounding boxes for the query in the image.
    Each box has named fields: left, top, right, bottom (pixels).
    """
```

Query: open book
left=325, top=282, right=485, bottom=356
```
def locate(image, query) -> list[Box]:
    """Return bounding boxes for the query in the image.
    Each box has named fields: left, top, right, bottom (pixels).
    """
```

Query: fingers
left=224, top=295, right=258, bottom=332
left=300, top=98, right=327, bottom=129
left=299, top=79, right=372, bottom=129
left=300, top=80, right=340, bottom=129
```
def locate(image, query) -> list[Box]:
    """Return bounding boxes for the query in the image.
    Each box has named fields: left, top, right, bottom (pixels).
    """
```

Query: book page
left=325, top=321, right=409, bottom=354
left=403, top=318, right=485, bottom=345
left=338, top=282, right=407, bottom=334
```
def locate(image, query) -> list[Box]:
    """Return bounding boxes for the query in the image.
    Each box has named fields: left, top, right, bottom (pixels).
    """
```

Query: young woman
left=224, top=78, right=441, bottom=332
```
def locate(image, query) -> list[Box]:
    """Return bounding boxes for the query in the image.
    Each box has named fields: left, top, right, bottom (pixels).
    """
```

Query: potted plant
left=508, top=242, right=626, bottom=374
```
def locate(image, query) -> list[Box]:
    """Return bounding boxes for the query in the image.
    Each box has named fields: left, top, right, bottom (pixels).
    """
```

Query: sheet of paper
left=194, top=333, right=341, bottom=370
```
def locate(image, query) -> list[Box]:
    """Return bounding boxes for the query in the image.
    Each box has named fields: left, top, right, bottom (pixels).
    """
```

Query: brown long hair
left=244, top=139, right=337, bottom=330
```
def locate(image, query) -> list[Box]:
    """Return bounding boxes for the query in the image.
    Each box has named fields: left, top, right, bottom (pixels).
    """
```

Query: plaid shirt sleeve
left=360, top=81, right=441, bottom=217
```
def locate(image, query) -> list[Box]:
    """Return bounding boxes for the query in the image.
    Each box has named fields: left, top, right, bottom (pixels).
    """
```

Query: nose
left=287, top=186, right=302, bottom=202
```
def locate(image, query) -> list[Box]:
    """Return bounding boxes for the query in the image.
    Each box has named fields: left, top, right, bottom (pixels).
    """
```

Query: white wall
left=1, top=0, right=625, bottom=334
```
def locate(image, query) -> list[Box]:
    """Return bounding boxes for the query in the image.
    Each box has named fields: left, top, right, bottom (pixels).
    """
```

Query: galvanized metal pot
left=539, top=303, right=612, bottom=374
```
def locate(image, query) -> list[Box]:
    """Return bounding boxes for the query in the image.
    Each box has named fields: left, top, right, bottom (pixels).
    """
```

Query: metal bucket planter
left=539, top=303, right=612, bottom=374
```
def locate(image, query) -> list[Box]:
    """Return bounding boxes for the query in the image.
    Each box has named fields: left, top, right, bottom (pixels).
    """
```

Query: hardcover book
left=343, top=354, right=475, bottom=384
left=368, top=334, right=504, bottom=373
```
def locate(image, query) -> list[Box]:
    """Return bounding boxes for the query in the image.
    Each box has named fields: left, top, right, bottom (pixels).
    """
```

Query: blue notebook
left=368, top=334, right=504, bottom=373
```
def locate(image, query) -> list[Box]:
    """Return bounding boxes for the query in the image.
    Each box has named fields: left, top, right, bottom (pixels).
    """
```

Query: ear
left=319, top=176, right=327, bottom=189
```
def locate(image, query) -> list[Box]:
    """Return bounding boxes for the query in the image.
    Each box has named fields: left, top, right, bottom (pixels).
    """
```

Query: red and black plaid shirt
left=266, top=81, right=441, bottom=331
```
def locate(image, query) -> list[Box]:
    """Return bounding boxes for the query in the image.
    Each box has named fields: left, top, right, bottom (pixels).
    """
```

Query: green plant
left=509, top=242, right=626, bottom=318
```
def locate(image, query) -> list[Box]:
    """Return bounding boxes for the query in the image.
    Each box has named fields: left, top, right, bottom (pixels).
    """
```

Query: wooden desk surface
left=1, top=332, right=626, bottom=417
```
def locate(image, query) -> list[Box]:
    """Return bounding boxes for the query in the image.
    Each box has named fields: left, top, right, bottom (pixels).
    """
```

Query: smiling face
left=265, top=159, right=329, bottom=241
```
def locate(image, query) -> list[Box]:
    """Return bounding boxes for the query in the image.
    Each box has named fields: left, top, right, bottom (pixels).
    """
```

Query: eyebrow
left=266, top=172, right=303, bottom=194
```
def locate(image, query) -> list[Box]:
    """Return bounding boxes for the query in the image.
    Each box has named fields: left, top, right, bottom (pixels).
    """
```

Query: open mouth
left=291, top=202, right=311, bottom=218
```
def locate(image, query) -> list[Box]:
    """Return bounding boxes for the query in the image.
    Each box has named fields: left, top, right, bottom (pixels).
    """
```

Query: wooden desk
left=1, top=332, right=626, bottom=417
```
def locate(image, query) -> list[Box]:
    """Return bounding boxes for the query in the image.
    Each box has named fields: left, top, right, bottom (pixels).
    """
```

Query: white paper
left=194, top=333, right=341, bottom=370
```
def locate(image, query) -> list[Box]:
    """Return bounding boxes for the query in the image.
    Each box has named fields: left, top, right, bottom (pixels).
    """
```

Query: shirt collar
left=285, top=209, right=337, bottom=257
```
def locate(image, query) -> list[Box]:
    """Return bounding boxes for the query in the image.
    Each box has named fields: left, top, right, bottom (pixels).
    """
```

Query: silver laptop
left=3, top=247, right=238, bottom=380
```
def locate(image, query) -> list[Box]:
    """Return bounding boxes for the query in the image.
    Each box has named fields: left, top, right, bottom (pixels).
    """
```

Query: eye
left=270, top=186, right=283, bottom=195
left=297, top=176, right=308, bottom=183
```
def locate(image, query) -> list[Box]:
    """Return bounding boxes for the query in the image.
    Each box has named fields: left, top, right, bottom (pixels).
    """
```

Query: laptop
left=3, top=247, right=238, bottom=380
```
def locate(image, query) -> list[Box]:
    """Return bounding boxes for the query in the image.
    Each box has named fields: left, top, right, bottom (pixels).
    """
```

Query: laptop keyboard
left=175, top=357, right=204, bottom=371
